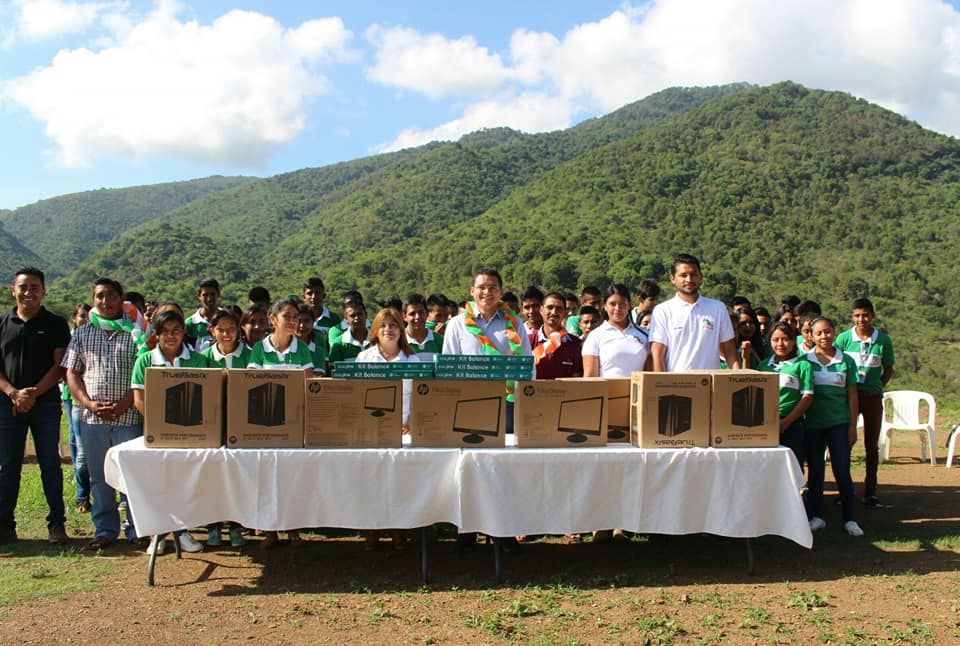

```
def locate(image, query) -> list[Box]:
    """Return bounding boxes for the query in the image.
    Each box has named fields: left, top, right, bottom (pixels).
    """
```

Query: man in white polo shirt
left=649, top=253, right=740, bottom=372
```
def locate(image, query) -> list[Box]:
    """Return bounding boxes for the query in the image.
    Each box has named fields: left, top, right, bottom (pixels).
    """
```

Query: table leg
left=173, top=531, right=182, bottom=560
left=494, top=538, right=503, bottom=584
left=745, top=538, right=755, bottom=575
left=420, top=527, right=430, bottom=585
left=147, top=535, right=159, bottom=586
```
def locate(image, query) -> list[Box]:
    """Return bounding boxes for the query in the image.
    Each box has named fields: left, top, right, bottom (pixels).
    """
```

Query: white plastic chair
left=947, top=425, right=959, bottom=468
left=878, top=391, right=936, bottom=466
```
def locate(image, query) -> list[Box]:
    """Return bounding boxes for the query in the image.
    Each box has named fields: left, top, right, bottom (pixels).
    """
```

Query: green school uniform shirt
left=328, top=328, right=371, bottom=362
left=804, top=348, right=859, bottom=430
left=312, top=308, right=341, bottom=335
left=759, top=355, right=814, bottom=417
left=406, top=329, right=443, bottom=362
left=307, top=339, right=328, bottom=375
left=186, top=310, right=214, bottom=349
left=202, top=343, right=252, bottom=369
left=247, top=336, right=313, bottom=370
left=131, top=346, right=211, bottom=389
left=834, top=327, right=895, bottom=395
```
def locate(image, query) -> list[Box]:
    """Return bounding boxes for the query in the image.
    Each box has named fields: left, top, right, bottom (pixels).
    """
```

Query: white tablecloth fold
left=105, top=438, right=811, bottom=548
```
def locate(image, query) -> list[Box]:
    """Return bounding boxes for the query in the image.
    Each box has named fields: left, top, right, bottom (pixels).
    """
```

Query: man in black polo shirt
left=0, top=267, right=71, bottom=543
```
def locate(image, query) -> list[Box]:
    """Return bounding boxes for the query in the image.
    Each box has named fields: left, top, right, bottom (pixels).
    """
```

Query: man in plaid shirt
left=62, top=278, right=143, bottom=550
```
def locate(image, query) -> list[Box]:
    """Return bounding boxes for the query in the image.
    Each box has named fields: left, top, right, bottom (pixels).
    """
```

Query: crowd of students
left=51, top=255, right=893, bottom=551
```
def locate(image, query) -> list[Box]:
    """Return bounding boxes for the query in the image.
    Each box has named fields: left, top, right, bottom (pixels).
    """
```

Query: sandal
left=85, top=536, right=115, bottom=551
left=74, top=500, right=92, bottom=514
left=259, top=531, right=278, bottom=550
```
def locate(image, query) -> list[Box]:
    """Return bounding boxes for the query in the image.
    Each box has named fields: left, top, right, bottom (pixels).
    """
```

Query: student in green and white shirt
left=758, top=321, right=813, bottom=467
left=834, top=298, right=894, bottom=507
left=403, top=293, right=443, bottom=362
left=803, top=317, right=863, bottom=538
left=131, top=308, right=209, bottom=554
left=328, top=301, right=370, bottom=363
left=297, top=304, right=328, bottom=376
left=302, top=277, right=341, bottom=336
left=185, top=278, right=221, bottom=352
left=247, top=298, right=314, bottom=373
left=201, top=309, right=251, bottom=369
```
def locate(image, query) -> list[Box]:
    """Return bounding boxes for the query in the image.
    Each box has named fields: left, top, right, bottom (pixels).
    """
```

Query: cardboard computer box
left=409, top=380, right=506, bottom=448
left=630, top=372, right=711, bottom=448
left=515, top=379, right=608, bottom=447
left=304, top=378, right=402, bottom=448
left=226, top=369, right=305, bottom=448
left=559, top=377, right=631, bottom=442
left=144, top=367, right=225, bottom=448
left=708, top=370, right=779, bottom=447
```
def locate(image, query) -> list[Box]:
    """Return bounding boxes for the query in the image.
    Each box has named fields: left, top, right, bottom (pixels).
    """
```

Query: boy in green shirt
left=834, top=298, right=895, bottom=506
left=403, top=294, right=443, bottom=361
left=185, top=278, right=221, bottom=352
left=303, top=277, right=340, bottom=337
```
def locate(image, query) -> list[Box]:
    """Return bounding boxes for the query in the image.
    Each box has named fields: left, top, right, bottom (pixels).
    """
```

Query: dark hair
left=502, top=292, right=519, bottom=311
left=303, top=277, right=325, bottom=291
left=780, top=295, right=801, bottom=311
left=579, top=305, right=600, bottom=317
left=521, top=286, right=544, bottom=304
left=125, top=291, right=146, bottom=312
left=601, top=284, right=632, bottom=320
left=297, top=302, right=314, bottom=317
left=379, top=296, right=403, bottom=311
left=342, top=289, right=364, bottom=304
left=580, top=286, right=601, bottom=298
left=93, top=277, right=123, bottom=297
left=209, top=308, right=241, bottom=330
left=736, top=307, right=763, bottom=345
left=767, top=321, right=798, bottom=359
left=543, top=291, right=566, bottom=304
left=754, top=306, right=771, bottom=319
left=248, top=286, right=270, bottom=303
left=343, top=299, right=366, bottom=314
left=153, top=308, right=185, bottom=332
left=73, top=303, right=92, bottom=317
left=794, top=300, right=821, bottom=317
left=426, top=293, right=447, bottom=309
left=635, top=278, right=660, bottom=300
left=852, top=298, right=874, bottom=313
left=798, top=311, right=818, bottom=330
left=565, top=293, right=579, bottom=304
left=671, top=253, right=701, bottom=275
left=810, top=316, right=835, bottom=332
left=198, top=277, right=220, bottom=293
left=14, top=267, right=45, bottom=286
left=269, top=297, right=300, bottom=318
left=637, top=308, right=654, bottom=324
left=474, top=267, right=503, bottom=289
left=404, top=293, right=427, bottom=310
left=731, top=296, right=751, bottom=309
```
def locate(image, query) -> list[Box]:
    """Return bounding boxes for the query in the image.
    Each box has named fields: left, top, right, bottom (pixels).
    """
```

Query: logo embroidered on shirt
left=702, top=317, right=715, bottom=330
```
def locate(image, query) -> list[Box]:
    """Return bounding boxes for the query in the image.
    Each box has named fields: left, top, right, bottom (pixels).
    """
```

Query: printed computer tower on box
left=226, top=369, right=305, bottom=448
left=629, top=372, right=710, bottom=448
left=708, top=370, right=779, bottom=447
left=144, top=368, right=224, bottom=448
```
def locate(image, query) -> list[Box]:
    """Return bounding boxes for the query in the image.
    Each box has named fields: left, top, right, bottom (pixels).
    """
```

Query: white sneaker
left=809, top=517, right=826, bottom=531
left=844, top=521, right=864, bottom=537
left=177, top=532, right=204, bottom=553
left=146, top=537, right=166, bottom=556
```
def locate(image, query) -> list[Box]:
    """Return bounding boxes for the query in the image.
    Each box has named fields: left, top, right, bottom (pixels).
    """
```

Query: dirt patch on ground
left=1, top=449, right=958, bottom=644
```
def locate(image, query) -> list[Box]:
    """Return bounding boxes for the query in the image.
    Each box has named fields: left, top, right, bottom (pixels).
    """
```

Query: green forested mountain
left=9, top=81, right=960, bottom=403
left=0, top=175, right=255, bottom=276
left=0, top=222, right=43, bottom=280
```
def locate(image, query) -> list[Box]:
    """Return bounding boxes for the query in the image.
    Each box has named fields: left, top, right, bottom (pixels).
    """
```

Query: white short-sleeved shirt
left=581, top=320, right=649, bottom=377
left=355, top=346, right=419, bottom=427
left=649, top=294, right=734, bottom=371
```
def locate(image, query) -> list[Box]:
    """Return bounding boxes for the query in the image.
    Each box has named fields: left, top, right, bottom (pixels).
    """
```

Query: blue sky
left=3, top=0, right=960, bottom=210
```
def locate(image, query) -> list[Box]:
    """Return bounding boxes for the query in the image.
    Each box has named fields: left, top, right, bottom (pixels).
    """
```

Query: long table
left=105, top=438, right=812, bottom=583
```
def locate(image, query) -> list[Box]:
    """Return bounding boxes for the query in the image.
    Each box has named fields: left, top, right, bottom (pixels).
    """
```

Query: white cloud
left=12, top=0, right=111, bottom=41
left=374, top=0, right=960, bottom=150
left=365, top=24, right=515, bottom=98
left=4, top=4, right=354, bottom=167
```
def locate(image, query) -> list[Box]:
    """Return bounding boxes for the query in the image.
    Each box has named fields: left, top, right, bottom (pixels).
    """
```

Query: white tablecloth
left=105, top=438, right=811, bottom=548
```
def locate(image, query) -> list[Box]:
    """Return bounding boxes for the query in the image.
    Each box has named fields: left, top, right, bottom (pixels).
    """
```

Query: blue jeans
left=804, top=422, right=856, bottom=522
left=77, top=420, right=142, bottom=540
left=780, top=418, right=805, bottom=471
left=64, top=402, right=90, bottom=502
left=0, top=399, right=65, bottom=530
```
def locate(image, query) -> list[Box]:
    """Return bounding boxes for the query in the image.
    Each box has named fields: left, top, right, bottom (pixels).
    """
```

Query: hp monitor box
left=629, top=372, right=711, bottom=448
left=409, top=380, right=506, bottom=447
left=559, top=377, right=631, bottom=441
left=515, top=379, right=608, bottom=447
left=708, top=370, right=779, bottom=447
left=226, top=369, right=305, bottom=448
left=144, top=368, right=224, bottom=448
left=304, top=378, right=402, bottom=448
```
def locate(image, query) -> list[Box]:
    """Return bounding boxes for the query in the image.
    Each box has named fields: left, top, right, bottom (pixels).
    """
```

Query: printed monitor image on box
left=557, top=396, right=605, bottom=443
left=364, top=385, right=397, bottom=417
left=731, top=386, right=765, bottom=427
left=607, top=392, right=629, bottom=440
left=454, top=396, right=503, bottom=444
left=164, top=381, right=203, bottom=427
left=248, top=382, right=286, bottom=427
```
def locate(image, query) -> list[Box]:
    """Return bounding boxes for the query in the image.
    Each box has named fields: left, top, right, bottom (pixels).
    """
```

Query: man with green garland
left=834, top=298, right=895, bottom=507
